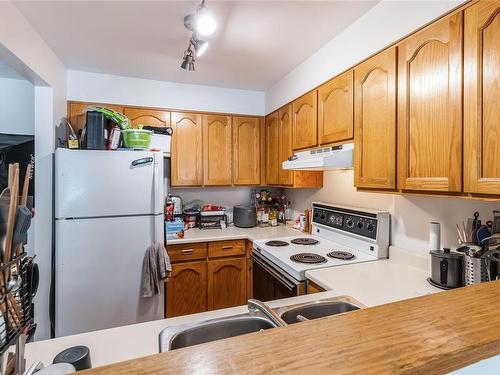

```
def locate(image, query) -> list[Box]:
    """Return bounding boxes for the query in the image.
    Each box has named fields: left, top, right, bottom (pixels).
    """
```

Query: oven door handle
left=251, top=253, right=297, bottom=291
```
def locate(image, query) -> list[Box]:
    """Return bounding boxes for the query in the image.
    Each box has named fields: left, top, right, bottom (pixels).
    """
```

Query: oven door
left=251, top=251, right=304, bottom=301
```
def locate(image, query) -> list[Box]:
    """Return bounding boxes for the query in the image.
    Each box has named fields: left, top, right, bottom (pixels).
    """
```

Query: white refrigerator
left=54, top=149, right=165, bottom=337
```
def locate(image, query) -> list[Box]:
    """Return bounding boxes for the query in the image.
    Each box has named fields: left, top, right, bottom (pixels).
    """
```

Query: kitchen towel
left=141, top=242, right=172, bottom=298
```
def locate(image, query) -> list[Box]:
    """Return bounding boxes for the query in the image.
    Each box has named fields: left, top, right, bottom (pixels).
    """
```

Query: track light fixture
left=181, top=0, right=215, bottom=70
left=190, top=35, right=208, bottom=57
left=180, top=46, right=195, bottom=71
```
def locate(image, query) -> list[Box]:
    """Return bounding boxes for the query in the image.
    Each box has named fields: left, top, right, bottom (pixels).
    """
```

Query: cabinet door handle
left=181, top=249, right=194, bottom=254
left=222, top=246, right=233, bottom=250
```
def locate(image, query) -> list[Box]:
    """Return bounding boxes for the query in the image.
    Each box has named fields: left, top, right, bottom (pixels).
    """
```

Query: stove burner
left=327, top=251, right=356, bottom=260
left=290, top=238, right=319, bottom=245
left=265, top=240, right=289, bottom=247
left=290, top=253, right=327, bottom=264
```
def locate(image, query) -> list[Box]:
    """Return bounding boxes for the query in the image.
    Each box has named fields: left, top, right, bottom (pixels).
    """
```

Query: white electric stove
left=252, top=203, right=390, bottom=300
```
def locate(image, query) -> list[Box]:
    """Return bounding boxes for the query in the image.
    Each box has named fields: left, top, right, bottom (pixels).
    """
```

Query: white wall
left=287, top=171, right=500, bottom=255
left=0, top=0, right=67, bottom=340
left=163, top=160, right=253, bottom=214
left=67, top=70, right=266, bottom=115
left=0, top=77, right=34, bottom=135
left=266, top=0, right=466, bottom=112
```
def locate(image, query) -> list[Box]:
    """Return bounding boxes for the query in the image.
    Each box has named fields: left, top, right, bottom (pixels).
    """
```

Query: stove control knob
left=367, top=224, right=375, bottom=232
left=346, top=219, right=354, bottom=228
left=320, top=213, right=326, bottom=220
left=356, top=222, right=363, bottom=229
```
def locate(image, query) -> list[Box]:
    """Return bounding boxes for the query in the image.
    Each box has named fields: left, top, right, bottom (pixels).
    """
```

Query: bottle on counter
left=165, top=194, right=174, bottom=222
left=269, top=209, right=278, bottom=227
left=285, top=201, right=293, bottom=222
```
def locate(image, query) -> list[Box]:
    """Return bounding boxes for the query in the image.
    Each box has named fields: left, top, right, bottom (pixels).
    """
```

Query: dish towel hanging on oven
left=141, top=242, right=172, bottom=297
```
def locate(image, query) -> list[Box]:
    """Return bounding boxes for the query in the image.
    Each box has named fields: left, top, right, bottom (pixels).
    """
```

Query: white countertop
left=305, top=246, right=442, bottom=307
left=167, top=224, right=302, bottom=244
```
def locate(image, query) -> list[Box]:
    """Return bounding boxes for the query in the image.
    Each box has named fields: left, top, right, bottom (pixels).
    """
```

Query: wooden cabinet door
left=67, top=102, right=124, bottom=135
left=202, top=115, right=232, bottom=185
left=354, top=48, right=397, bottom=189
left=207, top=258, right=247, bottom=310
left=166, top=261, right=207, bottom=317
left=464, top=0, right=500, bottom=195
left=397, top=13, right=463, bottom=192
left=233, top=117, right=261, bottom=185
left=123, top=108, right=170, bottom=128
left=292, top=91, right=318, bottom=150
left=171, top=112, right=203, bottom=186
left=265, top=111, right=280, bottom=185
left=278, top=105, right=294, bottom=186
left=318, top=70, right=354, bottom=145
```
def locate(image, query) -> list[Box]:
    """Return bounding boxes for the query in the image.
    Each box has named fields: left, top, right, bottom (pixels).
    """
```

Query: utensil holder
left=464, top=255, right=489, bottom=285
left=0, top=253, right=34, bottom=355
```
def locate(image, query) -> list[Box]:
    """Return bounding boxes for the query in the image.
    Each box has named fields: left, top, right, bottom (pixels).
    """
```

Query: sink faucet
left=248, top=299, right=287, bottom=327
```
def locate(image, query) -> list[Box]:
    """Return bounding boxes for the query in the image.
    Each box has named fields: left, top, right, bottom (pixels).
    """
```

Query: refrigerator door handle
left=131, top=157, right=154, bottom=167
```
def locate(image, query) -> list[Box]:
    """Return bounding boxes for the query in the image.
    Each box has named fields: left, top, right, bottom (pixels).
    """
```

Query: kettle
left=171, top=195, right=183, bottom=216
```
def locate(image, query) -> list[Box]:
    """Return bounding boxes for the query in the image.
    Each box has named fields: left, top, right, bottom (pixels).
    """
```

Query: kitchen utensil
left=472, top=212, right=481, bottom=230
left=233, top=205, right=257, bottom=228
left=480, top=233, right=500, bottom=247
left=12, top=206, right=31, bottom=251
left=476, top=225, right=491, bottom=245
left=428, top=248, right=464, bottom=289
left=3, top=165, right=19, bottom=267
left=462, top=222, right=469, bottom=242
left=456, top=224, right=464, bottom=244
left=493, top=211, right=500, bottom=234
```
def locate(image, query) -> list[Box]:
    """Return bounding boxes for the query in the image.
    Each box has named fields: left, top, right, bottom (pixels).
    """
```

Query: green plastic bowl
left=122, top=129, right=152, bottom=149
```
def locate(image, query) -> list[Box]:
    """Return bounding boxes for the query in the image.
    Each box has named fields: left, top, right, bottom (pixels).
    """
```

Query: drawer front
left=208, top=240, right=246, bottom=258
left=168, top=242, right=207, bottom=262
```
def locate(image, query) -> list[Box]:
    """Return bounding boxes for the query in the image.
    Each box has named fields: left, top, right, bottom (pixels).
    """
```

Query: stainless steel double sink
left=159, top=296, right=362, bottom=352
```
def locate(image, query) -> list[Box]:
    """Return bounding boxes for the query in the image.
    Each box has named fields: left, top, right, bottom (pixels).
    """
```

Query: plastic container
left=122, top=129, right=152, bottom=149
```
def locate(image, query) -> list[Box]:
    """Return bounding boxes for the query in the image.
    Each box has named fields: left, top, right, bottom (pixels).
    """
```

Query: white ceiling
left=14, top=1, right=379, bottom=91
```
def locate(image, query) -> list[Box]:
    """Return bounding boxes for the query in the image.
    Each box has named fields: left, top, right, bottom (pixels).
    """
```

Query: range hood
left=282, top=143, right=354, bottom=171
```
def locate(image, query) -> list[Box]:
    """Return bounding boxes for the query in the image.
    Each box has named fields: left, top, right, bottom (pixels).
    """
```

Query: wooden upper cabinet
left=207, top=258, right=247, bottom=310
left=318, top=70, right=354, bottom=145
left=123, top=108, right=170, bottom=128
left=292, top=91, right=318, bottom=150
left=233, top=117, right=261, bottom=185
left=397, top=13, right=463, bottom=192
left=278, top=104, right=294, bottom=186
left=67, top=102, right=124, bottom=135
left=265, top=111, right=280, bottom=185
left=166, top=261, right=207, bottom=317
left=171, top=112, right=203, bottom=186
left=202, top=115, right=232, bottom=185
left=464, top=0, right=500, bottom=195
left=354, top=48, right=397, bottom=190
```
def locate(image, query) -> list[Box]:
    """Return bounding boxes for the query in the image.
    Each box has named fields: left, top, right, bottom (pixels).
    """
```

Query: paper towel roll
left=429, top=222, right=441, bottom=251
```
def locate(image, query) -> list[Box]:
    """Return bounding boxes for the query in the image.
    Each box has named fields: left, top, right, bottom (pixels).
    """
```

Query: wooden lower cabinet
left=306, top=279, right=326, bottom=294
left=207, top=257, right=247, bottom=310
left=166, top=240, right=250, bottom=317
left=166, top=261, right=207, bottom=317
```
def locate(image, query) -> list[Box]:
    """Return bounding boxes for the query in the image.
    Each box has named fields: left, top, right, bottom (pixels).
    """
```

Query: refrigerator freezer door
left=55, top=215, right=164, bottom=337
left=55, top=149, right=164, bottom=219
